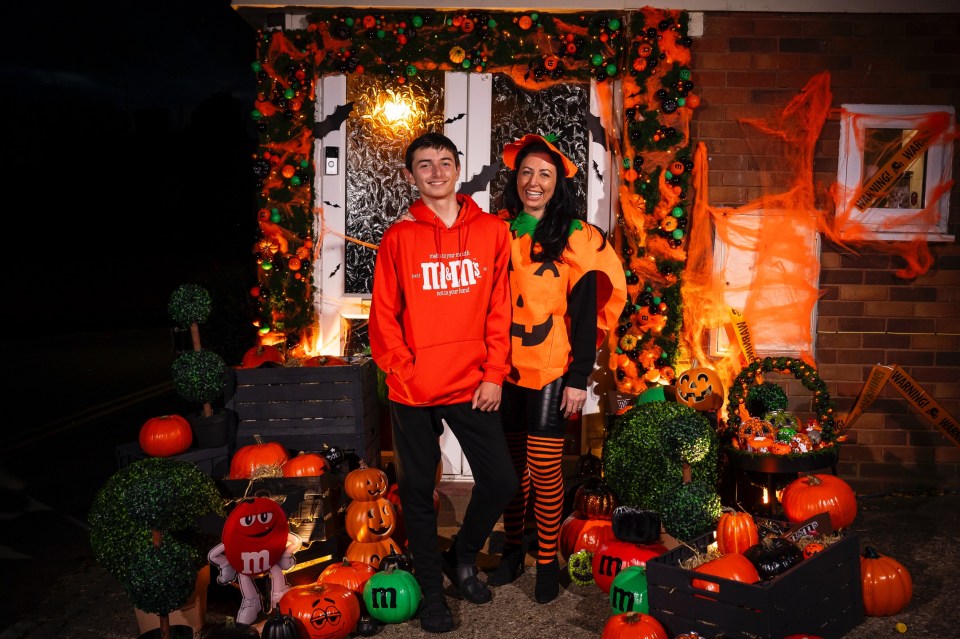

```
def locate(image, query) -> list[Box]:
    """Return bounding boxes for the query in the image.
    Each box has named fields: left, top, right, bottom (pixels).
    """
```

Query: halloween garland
left=250, top=9, right=695, bottom=380
left=725, top=356, right=837, bottom=447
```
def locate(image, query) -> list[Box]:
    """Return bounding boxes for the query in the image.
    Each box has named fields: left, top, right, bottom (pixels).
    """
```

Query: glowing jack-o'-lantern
left=675, top=367, right=724, bottom=412
left=345, top=497, right=397, bottom=542
left=222, top=497, right=289, bottom=576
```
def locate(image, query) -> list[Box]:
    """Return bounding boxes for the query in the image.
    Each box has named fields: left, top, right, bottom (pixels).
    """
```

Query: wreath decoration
left=725, top=356, right=837, bottom=448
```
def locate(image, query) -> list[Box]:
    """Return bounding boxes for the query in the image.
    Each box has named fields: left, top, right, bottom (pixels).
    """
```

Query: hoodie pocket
left=402, top=340, right=485, bottom=404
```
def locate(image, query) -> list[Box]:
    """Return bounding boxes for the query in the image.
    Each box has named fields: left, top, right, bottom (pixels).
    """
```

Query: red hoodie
left=370, top=194, right=512, bottom=406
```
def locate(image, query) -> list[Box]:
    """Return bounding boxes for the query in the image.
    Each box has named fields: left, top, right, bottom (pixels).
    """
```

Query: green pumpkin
left=609, top=565, right=649, bottom=614
left=362, top=565, right=422, bottom=624
left=260, top=612, right=300, bottom=639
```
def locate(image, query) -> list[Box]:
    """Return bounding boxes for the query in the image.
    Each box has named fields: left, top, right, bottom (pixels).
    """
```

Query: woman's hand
left=561, top=386, right=587, bottom=418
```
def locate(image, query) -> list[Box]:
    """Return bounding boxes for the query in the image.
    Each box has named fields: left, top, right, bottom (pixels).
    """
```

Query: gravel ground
left=2, top=488, right=955, bottom=639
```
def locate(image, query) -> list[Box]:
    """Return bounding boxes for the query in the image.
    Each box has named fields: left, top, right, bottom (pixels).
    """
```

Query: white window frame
left=710, top=209, right=821, bottom=358
left=836, top=104, right=955, bottom=242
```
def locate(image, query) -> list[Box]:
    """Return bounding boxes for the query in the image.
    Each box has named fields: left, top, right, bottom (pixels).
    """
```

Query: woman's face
left=516, top=150, right=557, bottom=219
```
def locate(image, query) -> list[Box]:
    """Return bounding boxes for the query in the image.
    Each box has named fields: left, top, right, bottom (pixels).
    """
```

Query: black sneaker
left=441, top=541, right=492, bottom=604
left=418, top=593, right=454, bottom=633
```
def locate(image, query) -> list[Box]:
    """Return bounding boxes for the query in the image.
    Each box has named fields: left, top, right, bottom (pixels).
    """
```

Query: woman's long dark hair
left=502, top=140, right=608, bottom=262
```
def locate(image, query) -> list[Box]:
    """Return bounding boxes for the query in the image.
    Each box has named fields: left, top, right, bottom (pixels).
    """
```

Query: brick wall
left=692, top=11, right=960, bottom=494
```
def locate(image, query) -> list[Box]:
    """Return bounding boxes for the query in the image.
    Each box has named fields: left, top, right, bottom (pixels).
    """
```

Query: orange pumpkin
left=691, top=553, right=760, bottom=593
left=229, top=434, right=289, bottom=479
left=282, top=451, right=329, bottom=477
left=344, top=464, right=389, bottom=501
left=278, top=582, right=360, bottom=639
left=715, top=508, right=758, bottom=555
left=601, top=611, right=669, bottom=639
left=240, top=344, right=284, bottom=368
left=802, top=541, right=825, bottom=559
left=781, top=474, right=858, bottom=530
left=675, top=367, right=723, bottom=411
left=559, top=514, right=615, bottom=560
left=316, top=558, right=376, bottom=596
left=345, top=497, right=397, bottom=543
left=860, top=546, right=913, bottom=616
left=344, top=538, right=400, bottom=570
left=139, top=414, right=193, bottom=457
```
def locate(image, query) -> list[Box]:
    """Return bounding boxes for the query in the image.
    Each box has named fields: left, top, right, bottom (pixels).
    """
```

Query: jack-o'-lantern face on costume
left=222, top=496, right=289, bottom=576
left=676, top=367, right=724, bottom=411
left=511, top=261, right=560, bottom=348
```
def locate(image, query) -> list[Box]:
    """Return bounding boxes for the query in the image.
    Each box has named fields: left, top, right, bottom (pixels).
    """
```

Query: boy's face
left=405, top=146, right=460, bottom=200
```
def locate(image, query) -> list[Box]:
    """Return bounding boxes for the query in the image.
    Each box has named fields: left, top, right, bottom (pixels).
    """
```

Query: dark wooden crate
left=230, top=358, right=381, bottom=467
left=216, top=474, right=346, bottom=546
left=213, top=473, right=350, bottom=584
left=646, top=529, right=864, bottom=639
left=116, top=442, right=229, bottom=478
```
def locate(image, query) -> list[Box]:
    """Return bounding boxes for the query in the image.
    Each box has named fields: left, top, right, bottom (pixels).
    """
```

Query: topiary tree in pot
left=168, top=283, right=235, bottom=450
left=89, top=456, right=225, bottom=639
left=602, top=400, right=721, bottom=542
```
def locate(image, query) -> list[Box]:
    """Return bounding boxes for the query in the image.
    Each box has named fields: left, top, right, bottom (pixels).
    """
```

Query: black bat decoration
left=586, top=111, right=608, bottom=151
left=328, top=263, right=341, bottom=278
left=322, top=200, right=342, bottom=209
left=445, top=113, right=466, bottom=124
left=592, top=159, right=604, bottom=184
left=313, top=102, right=355, bottom=139
left=458, top=162, right=502, bottom=196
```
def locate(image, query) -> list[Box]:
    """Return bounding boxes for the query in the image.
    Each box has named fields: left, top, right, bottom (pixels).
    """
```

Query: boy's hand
left=472, top=381, right=502, bottom=412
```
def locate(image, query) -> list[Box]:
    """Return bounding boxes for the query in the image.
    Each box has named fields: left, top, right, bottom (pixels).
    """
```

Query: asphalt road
left=0, top=329, right=191, bottom=629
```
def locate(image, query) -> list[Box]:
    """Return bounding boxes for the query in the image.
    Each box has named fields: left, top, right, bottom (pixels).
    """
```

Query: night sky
left=4, top=1, right=260, bottom=337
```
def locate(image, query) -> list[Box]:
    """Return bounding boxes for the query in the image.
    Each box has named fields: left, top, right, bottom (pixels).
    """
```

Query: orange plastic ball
left=281, top=165, right=296, bottom=179
left=686, top=94, right=701, bottom=109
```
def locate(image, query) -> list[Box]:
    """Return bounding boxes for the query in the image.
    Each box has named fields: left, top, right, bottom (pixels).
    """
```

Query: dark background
left=4, top=0, right=260, bottom=362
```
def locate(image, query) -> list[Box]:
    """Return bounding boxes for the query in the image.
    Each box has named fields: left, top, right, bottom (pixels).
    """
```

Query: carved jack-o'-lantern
left=675, top=367, right=724, bottom=411
left=345, top=497, right=397, bottom=542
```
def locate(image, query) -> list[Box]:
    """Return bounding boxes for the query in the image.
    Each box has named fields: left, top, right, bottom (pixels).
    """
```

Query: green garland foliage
left=726, top=356, right=837, bottom=443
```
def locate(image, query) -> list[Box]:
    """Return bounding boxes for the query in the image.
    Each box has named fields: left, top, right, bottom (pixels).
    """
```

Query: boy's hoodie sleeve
left=481, top=226, right=512, bottom=386
left=369, top=230, right=414, bottom=377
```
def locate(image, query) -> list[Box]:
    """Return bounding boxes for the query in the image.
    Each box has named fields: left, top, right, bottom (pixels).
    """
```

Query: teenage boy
left=369, top=131, right=518, bottom=633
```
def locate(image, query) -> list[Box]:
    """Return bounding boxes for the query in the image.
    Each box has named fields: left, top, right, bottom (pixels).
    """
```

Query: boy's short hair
left=405, top=131, right=460, bottom=171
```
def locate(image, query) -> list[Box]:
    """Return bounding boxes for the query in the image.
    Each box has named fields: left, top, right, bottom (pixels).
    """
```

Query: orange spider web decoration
left=680, top=71, right=956, bottom=415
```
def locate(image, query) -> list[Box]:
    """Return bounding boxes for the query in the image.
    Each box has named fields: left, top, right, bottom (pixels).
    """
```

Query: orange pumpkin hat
left=502, top=133, right=578, bottom=178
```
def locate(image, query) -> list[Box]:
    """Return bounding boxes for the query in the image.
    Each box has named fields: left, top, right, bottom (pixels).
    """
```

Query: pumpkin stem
left=863, top=545, right=881, bottom=559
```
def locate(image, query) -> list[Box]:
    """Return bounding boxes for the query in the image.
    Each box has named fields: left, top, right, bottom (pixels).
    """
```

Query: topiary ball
left=659, top=480, right=722, bottom=542
left=745, top=381, right=788, bottom=417
left=172, top=349, right=228, bottom=404
left=603, top=402, right=718, bottom=512
left=168, top=283, right=213, bottom=328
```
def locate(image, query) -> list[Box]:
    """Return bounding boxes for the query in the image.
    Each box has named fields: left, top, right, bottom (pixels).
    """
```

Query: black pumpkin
left=573, top=476, right=619, bottom=520
left=261, top=611, right=301, bottom=639
left=378, top=549, right=413, bottom=573
left=743, top=536, right=804, bottom=581
left=355, top=614, right=380, bottom=637
left=611, top=505, right=662, bottom=545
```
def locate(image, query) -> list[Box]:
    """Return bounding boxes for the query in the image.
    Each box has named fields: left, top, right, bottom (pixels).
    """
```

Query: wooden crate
left=230, top=358, right=381, bottom=467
